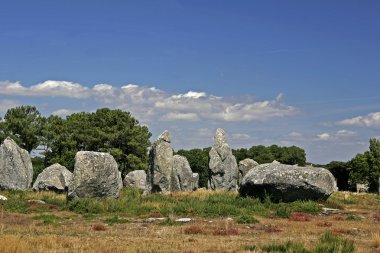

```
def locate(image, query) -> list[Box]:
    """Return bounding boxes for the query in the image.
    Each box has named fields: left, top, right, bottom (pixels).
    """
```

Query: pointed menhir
left=208, top=128, right=238, bottom=191
left=145, top=130, right=174, bottom=194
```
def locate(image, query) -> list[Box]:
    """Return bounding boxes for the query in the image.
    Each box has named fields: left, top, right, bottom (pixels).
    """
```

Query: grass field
left=0, top=189, right=379, bottom=253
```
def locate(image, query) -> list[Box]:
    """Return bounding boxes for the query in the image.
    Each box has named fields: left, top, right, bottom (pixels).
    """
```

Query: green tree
left=367, top=138, right=380, bottom=191
left=278, top=146, right=306, bottom=166
left=348, top=138, right=380, bottom=192
left=348, top=152, right=370, bottom=186
left=248, top=145, right=274, bottom=164
left=232, top=148, right=249, bottom=163
left=44, top=108, right=151, bottom=177
left=0, top=105, right=44, bottom=152
left=43, top=115, right=76, bottom=169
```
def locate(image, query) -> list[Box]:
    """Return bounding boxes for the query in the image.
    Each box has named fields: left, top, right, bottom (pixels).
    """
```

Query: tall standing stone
left=171, top=155, right=193, bottom=192
left=67, top=151, right=122, bottom=200
left=0, top=137, right=33, bottom=190
left=145, top=130, right=173, bottom=194
left=208, top=128, right=238, bottom=191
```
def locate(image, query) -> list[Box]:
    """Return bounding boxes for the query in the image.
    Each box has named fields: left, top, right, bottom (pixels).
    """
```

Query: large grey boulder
left=0, top=137, right=33, bottom=190
left=171, top=155, right=193, bottom=192
left=240, top=163, right=337, bottom=202
left=67, top=151, right=122, bottom=200
left=208, top=128, right=238, bottom=191
left=145, top=131, right=173, bottom=194
left=124, top=170, right=146, bottom=190
left=238, top=158, right=259, bottom=184
left=32, top=163, right=72, bottom=193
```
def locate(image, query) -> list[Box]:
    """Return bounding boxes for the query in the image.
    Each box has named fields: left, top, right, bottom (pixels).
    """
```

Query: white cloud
left=336, top=129, right=356, bottom=137
left=91, top=83, right=298, bottom=123
left=172, top=91, right=207, bottom=99
left=288, top=131, right=303, bottom=138
left=0, top=80, right=89, bottom=98
left=317, top=133, right=331, bottom=141
left=51, top=109, right=81, bottom=117
left=160, top=112, right=200, bottom=121
left=231, top=133, right=251, bottom=140
left=337, top=112, right=380, bottom=129
left=316, top=130, right=357, bottom=141
left=0, top=80, right=299, bottom=123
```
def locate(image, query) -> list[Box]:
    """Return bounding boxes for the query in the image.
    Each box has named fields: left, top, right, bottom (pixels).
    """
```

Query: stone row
left=0, top=128, right=339, bottom=202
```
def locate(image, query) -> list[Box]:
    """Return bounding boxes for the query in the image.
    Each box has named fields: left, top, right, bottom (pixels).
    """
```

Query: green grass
left=0, top=189, right=323, bottom=220
left=314, top=232, right=355, bottom=253
left=236, top=214, right=259, bottom=224
left=32, top=214, right=66, bottom=224
left=64, top=189, right=322, bottom=219
left=104, top=215, right=129, bottom=225
left=0, top=191, right=30, bottom=213
left=261, top=241, right=309, bottom=253
left=346, top=214, right=361, bottom=221
left=241, top=245, right=257, bottom=251
left=259, top=232, right=354, bottom=253
left=158, top=218, right=181, bottom=226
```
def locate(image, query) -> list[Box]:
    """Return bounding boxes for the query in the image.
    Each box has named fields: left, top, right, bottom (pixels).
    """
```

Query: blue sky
left=0, top=0, right=379, bottom=164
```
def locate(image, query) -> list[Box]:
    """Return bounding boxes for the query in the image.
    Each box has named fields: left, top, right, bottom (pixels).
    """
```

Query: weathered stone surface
left=171, top=155, right=193, bottom=192
left=145, top=130, right=173, bottom=194
left=240, top=163, right=337, bottom=202
left=192, top=173, right=199, bottom=191
left=238, top=158, right=259, bottom=184
left=208, top=128, right=238, bottom=191
left=0, top=137, right=33, bottom=190
left=67, top=151, right=122, bottom=200
left=33, top=163, right=72, bottom=193
left=123, top=170, right=146, bottom=190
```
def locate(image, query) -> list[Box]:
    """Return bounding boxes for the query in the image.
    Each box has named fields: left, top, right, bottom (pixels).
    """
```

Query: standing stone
left=240, top=163, right=337, bottom=202
left=145, top=131, right=173, bottom=194
left=67, top=151, right=122, bottom=200
left=33, top=163, right=72, bottom=193
left=171, top=155, right=193, bottom=192
left=208, top=128, right=238, bottom=191
left=123, top=170, right=146, bottom=190
left=192, top=173, right=199, bottom=191
left=0, top=137, right=33, bottom=190
left=238, top=158, right=259, bottom=184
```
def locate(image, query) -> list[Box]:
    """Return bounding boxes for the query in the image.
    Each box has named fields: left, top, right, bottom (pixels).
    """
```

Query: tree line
left=324, top=138, right=380, bottom=192
left=1, top=105, right=378, bottom=192
left=0, top=106, right=151, bottom=179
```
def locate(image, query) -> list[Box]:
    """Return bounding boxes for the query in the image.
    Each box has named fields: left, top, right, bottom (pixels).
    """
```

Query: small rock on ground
left=175, top=218, right=192, bottom=222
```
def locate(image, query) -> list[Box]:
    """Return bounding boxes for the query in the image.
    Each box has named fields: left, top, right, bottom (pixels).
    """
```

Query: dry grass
left=316, top=221, right=333, bottom=227
left=212, top=227, right=240, bottom=236
left=373, top=212, right=380, bottom=221
left=0, top=190, right=379, bottom=252
left=184, top=225, right=203, bottom=234
left=372, top=233, right=380, bottom=249
left=288, top=212, right=313, bottom=221
left=92, top=223, right=107, bottom=231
